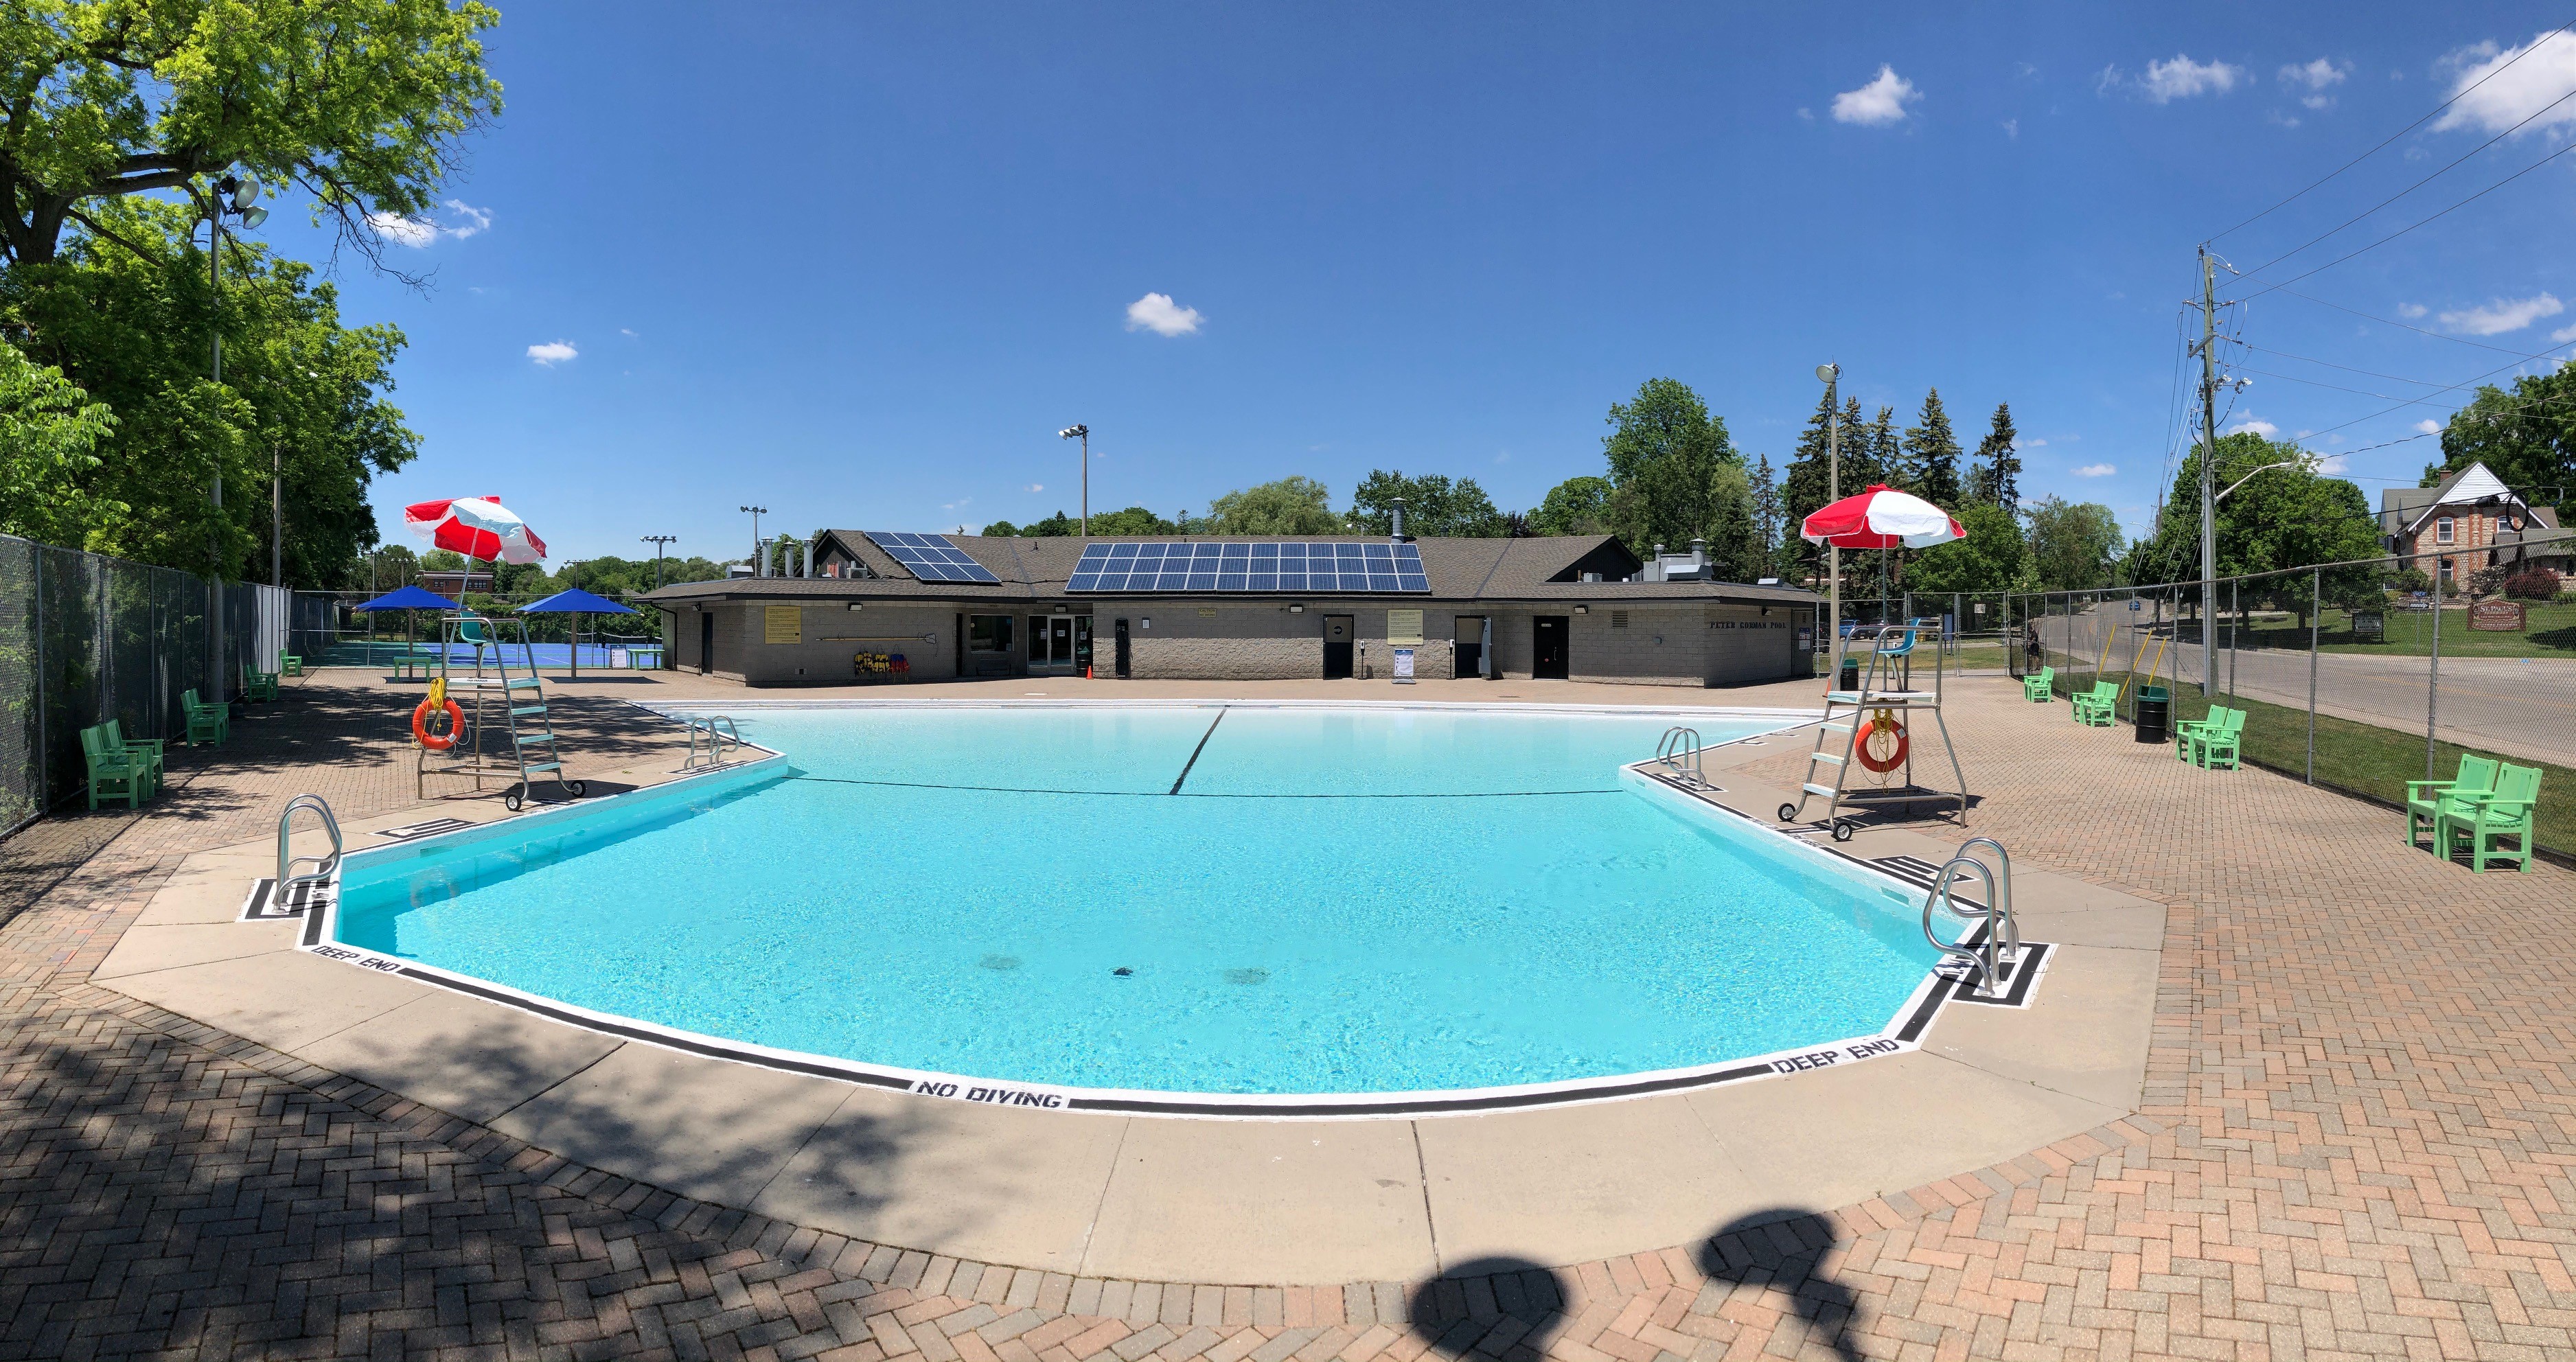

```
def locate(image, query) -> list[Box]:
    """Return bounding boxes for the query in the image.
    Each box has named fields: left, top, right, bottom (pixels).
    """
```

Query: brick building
left=638, top=531, right=1821, bottom=688
left=2377, top=461, right=2567, bottom=584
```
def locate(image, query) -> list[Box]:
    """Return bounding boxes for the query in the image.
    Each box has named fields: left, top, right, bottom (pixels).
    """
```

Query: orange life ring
left=1854, top=712, right=1909, bottom=774
left=413, top=697, right=465, bottom=750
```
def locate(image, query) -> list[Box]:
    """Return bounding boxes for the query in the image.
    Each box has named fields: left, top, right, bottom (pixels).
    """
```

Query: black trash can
left=1838, top=658, right=1860, bottom=692
left=2134, top=685, right=2170, bottom=746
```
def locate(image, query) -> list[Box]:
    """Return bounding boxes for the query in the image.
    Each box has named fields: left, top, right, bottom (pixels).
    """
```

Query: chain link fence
left=285, top=588, right=668, bottom=669
left=0, top=533, right=317, bottom=840
left=1992, top=554, right=2573, bottom=862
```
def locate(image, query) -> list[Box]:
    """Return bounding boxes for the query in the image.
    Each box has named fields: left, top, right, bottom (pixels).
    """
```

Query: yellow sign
left=765, top=605, right=803, bottom=644
left=1387, top=609, right=1425, bottom=644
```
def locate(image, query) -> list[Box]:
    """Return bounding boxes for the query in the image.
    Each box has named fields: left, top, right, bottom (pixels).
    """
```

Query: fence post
left=2229, top=577, right=2239, bottom=697
left=2426, top=555, right=2442, bottom=779
left=31, top=549, right=46, bottom=815
left=2308, top=566, right=2319, bottom=784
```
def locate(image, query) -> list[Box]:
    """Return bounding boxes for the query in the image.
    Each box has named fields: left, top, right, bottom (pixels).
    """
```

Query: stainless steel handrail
left=277, top=793, right=343, bottom=897
left=1655, top=726, right=1705, bottom=787
left=682, top=715, right=744, bottom=769
left=1919, top=835, right=2018, bottom=998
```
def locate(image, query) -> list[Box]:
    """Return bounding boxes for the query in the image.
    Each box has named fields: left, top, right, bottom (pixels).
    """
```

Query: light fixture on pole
left=200, top=168, right=268, bottom=695
left=1058, top=425, right=1090, bottom=535
left=641, top=535, right=677, bottom=588
left=1816, top=363, right=1841, bottom=662
left=740, top=505, right=768, bottom=576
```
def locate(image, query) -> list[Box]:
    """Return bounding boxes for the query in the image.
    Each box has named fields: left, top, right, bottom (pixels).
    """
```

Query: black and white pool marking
left=271, top=707, right=2051, bottom=1120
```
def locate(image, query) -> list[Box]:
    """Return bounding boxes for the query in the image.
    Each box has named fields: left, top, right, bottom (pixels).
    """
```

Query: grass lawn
left=2189, top=601, right=2576, bottom=659
left=2034, top=667, right=2571, bottom=860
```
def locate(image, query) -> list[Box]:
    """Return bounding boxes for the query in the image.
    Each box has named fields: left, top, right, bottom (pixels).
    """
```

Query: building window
left=2439, top=556, right=2454, bottom=581
left=2436, top=516, right=2454, bottom=544
left=967, top=614, right=1015, bottom=653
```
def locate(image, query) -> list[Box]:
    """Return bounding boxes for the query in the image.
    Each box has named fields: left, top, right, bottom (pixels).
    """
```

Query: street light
left=1058, top=425, right=1089, bottom=535
left=2216, top=456, right=2310, bottom=506
left=199, top=168, right=268, bottom=697
left=1816, top=364, right=1841, bottom=658
left=641, top=535, right=677, bottom=588
left=741, top=505, right=768, bottom=575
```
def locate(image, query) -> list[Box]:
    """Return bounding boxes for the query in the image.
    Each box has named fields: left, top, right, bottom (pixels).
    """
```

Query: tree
left=1208, top=476, right=1342, bottom=535
left=3, top=198, right=419, bottom=580
left=0, top=0, right=504, bottom=270
left=1902, top=502, right=2036, bottom=595
left=1968, top=402, right=2021, bottom=508
left=1349, top=470, right=1503, bottom=536
left=2024, top=496, right=2121, bottom=590
left=1747, top=454, right=1784, bottom=579
left=1855, top=402, right=1894, bottom=492
left=1528, top=476, right=1613, bottom=536
left=1598, top=378, right=1739, bottom=555
left=1902, top=389, right=1964, bottom=507
left=982, top=506, right=1180, bottom=536
left=1699, top=462, right=1760, bottom=581
left=1779, top=390, right=1839, bottom=579
left=2132, top=432, right=2382, bottom=625
left=0, top=335, right=117, bottom=545
left=2422, top=366, right=2575, bottom=529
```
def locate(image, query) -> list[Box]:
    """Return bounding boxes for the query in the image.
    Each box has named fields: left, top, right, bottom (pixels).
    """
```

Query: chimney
left=1390, top=498, right=1410, bottom=542
left=1690, top=537, right=1707, bottom=573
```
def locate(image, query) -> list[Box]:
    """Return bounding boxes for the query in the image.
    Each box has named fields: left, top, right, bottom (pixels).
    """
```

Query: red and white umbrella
left=404, top=496, right=549, bottom=564
left=1799, top=484, right=1964, bottom=549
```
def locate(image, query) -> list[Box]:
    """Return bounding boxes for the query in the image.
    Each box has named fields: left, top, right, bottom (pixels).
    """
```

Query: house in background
left=2378, top=462, right=2566, bottom=584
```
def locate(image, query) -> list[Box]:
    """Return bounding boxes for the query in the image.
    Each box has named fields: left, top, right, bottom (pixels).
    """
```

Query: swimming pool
left=330, top=703, right=1948, bottom=1105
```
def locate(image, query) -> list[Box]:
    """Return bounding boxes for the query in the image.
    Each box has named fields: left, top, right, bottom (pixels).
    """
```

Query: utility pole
left=641, top=535, right=677, bottom=588
left=2196, top=245, right=2221, bottom=697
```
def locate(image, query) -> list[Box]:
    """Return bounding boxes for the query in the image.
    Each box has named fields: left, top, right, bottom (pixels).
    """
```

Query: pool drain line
left=1168, top=707, right=1228, bottom=794
left=787, top=776, right=1623, bottom=799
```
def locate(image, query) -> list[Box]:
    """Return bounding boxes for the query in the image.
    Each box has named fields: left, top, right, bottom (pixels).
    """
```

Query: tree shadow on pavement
left=1693, top=1209, right=1864, bottom=1362
left=1405, top=1257, right=1570, bottom=1358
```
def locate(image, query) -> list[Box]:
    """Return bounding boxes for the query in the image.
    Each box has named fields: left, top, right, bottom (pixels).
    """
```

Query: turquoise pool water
left=336, top=705, right=1941, bottom=1096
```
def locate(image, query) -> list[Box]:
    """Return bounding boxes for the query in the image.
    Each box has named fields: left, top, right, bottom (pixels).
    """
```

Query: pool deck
left=5, top=667, right=2571, bottom=1359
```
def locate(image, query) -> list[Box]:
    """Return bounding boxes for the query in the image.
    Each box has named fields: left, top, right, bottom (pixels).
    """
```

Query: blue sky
left=253, top=3, right=2576, bottom=563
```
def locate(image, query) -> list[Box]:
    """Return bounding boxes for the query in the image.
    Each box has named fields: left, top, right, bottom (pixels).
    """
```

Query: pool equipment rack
left=1920, top=835, right=2019, bottom=997
left=1780, top=619, right=1969, bottom=839
left=417, top=611, right=586, bottom=811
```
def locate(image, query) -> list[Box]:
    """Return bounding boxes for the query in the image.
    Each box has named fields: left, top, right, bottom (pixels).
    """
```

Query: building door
left=1533, top=615, right=1569, bottom=679
left=1114, top=619, right=1131, bottom=678
left=699, top=611, right=717, bottom=675
left=1322, top=615, right=1355, bottom=680
left=1453, top=615, right=1486, bottom=678
left=1028, top=616, right=1079, bottom=671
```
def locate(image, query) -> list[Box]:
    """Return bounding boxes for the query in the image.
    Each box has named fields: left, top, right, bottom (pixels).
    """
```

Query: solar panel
left=864, top=531, right=1000, bottom=584
left=1066, top=542, right=1431, bottom=593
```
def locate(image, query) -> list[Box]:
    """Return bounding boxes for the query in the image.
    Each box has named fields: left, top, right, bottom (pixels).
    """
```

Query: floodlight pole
left=641, top=535, right=676, bottom=589
left=1819, top=365, right=1841, bottom=671
left=1059, top=425, right=1091, bottom=535
left=741, top=505, right=768, bottom=575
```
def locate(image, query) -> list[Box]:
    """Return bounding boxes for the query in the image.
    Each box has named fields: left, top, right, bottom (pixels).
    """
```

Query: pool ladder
left=1655, top=726, right=1707, bottom=788
left=277, top=793, right=343, bottom=900
left=682, top=715, right=745, bottom=770
left=1920, top=836, right=2019, bottom=998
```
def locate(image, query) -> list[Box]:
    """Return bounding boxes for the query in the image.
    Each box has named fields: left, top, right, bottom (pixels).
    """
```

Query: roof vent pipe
left=1690, top=536, right=1707, bottom=568
left=1390, top=498, right=1409, bottom=542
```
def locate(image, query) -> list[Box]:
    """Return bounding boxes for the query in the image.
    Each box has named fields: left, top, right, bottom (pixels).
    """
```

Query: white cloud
left=2555, top=323, right=2576, bottom=343
left=2437, top=292, right=2563, bottom=335
left=1125, top=292, right=1204, bottom=336
left=2433, top=32, right=2576, bottom=137
left=2023, top=437, right=2047, bottom=447
left=2397, top=302, right=2428, bottom=318
left=2279, top=59, right=2348, bottom=108
left=2314, top=453, right=2351, bottom=474
left=2416, top=419, right=2443, bottom=435
left=1831, top=65, right=1920, bottom=125
left=2227, top=417, right=2279, bottom=437
left=2268, top=109, right=2303, bottom=128
left=2072, top=463, right=2116, bottom=477
left=619, top=327, right=639, bottom=337
left=2137, top=55, right=2246, bottom=102
left=1024, top=483, right=1044, bottom=493
left=525, top=340, right=577, bottom=365
left=365, top=200, right=492, bottom=248
left=1797, top=106, right=1814, bottom=121
left=2001, top=118, right=2019, bottom=139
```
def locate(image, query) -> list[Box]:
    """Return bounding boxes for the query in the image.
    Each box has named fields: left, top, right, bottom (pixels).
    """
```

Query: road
left=2037, top=612, right=2576, bottom=769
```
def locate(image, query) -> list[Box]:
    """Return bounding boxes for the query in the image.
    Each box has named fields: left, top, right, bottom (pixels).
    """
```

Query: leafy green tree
left=1967, top=402, right=2020, bottom=507
left=2024, top=496, right=2121, bottom=590
left=0, top=335, right=117, bottom=544
left=1598, top=378, right=1739, bottom=555
left=1349, top=469, right=1502, bottom=536
left=1699, top=462, right=1759, bottom=581
left=2132, top=432, right=2382, bottom=624
left=2422, top=367, right=2575, bottom=528
left=3, top=198, right=418, bottom=580
left=982, top=506, right=1181, bottom=536
left=1208, top=476, right=1342, bottom=535
left=0, top=0, right=503, bottom=268
left=1902, top=389, right=1964, bottom=507
left=1528, top=475, right=1613, bottom=537
left=1903, top=501, right=2036, bottom=595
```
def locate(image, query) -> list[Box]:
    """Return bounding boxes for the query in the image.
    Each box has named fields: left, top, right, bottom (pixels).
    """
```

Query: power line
left=2209, top=16, right=2576, bottom=243
left=2238, top=343, right=2455, bottom=387
left=2266, top=286, right=2573, bottom=361
left=2234, top=137, right=2576, bottom=301
left=2233, top=81, right=2576, bottom=281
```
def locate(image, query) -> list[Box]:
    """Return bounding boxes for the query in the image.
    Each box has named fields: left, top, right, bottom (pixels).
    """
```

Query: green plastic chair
left=2022, top=666, right=2054, bottom=702
left=2174, top=705, right=2227, bottom=761
left=281, top=654, right=303, bottom=676
left=2406, top=754, right=2498, bottom=852
left=180, top=688, right=229, bottom=746
left=2189, top=708, right=2244, bottom=770
left=102, top=719, right=164, bottom=795
left=2071, top=682, right=2118, bottom=726
left=79, top=726, right=148, bottom=809
left=2437, top=762, right=2540, bottom=873
left=242, top=665, right=279, bottom=702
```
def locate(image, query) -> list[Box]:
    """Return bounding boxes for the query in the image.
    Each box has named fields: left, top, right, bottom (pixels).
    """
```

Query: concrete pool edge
left=93, top=704, right=2169, bottom=1284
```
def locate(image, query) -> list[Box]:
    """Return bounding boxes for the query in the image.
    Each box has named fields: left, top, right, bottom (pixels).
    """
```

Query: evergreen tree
left=1780, top=391, right=1840, bottom=579
left=1968, top=402, right=2021, bottom=508
left=1747, top=454, right=1784, bottom=579
left=1703, top=463, right=1759, bottom=581
left=1861, top=403, right=1896, bottom=491
left=1903, top=389, right=1964, bottom=507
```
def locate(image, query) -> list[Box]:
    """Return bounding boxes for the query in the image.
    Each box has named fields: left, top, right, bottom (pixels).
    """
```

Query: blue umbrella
left=517, top=587, right=639, bottom=674
left=355, top=584, right=461, bottom=669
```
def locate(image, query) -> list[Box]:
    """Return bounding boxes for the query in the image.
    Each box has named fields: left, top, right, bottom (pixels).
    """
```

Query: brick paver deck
left=3, top=671, right=2570, bottom=1360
